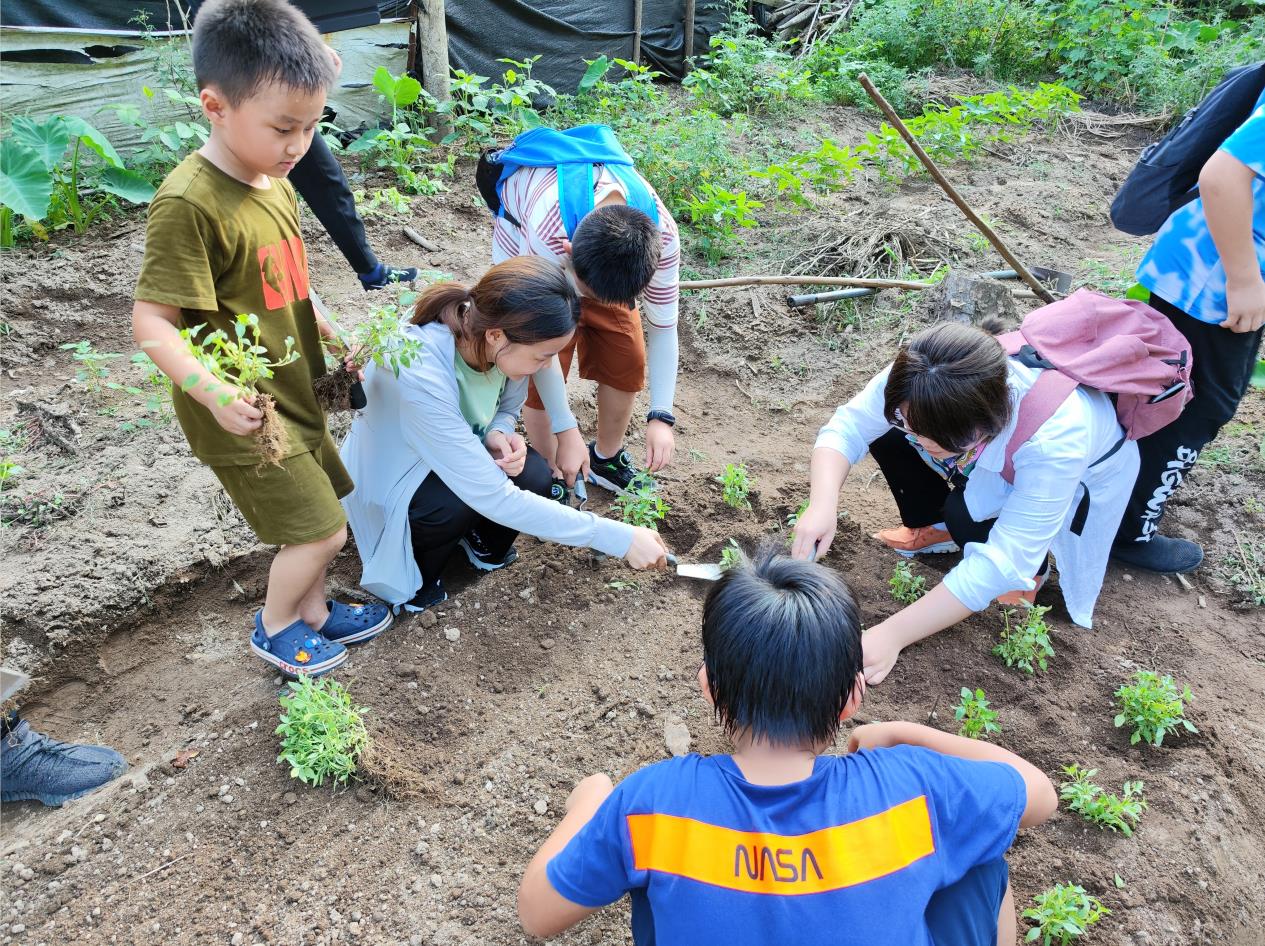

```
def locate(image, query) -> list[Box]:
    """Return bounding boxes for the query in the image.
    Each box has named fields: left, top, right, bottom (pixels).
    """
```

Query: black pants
left=1116, top=295, right=1264, bottom=544
left=407, top=448, right=554, bottom=588
left=290, top=133, right=378, bottom=275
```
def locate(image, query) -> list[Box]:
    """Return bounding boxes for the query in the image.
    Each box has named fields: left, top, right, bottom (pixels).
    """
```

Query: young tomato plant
left=953, top=687, right=1000, bottom=740
left=715, top=462, right=752, bottom=510
left=60, top=340, right=121, bottom=398
left=889, top=559, right=926, bottom=605
left=719, top=539, right=744, bottom=571
left=276, top=676, right=369, bottom=788
left=177, top=313, right=299, bottom=465
left=1059, top=764, right=1147, bottom=837
left=993, top=604, right=1054, bottom=674
left=1113, top=670, right=1197, bottom=747
left=614, top=471, right=669, bottom=530
left=315, top=300, right=425, bottom=412
left=1023, top=883, right=1109, bottom=945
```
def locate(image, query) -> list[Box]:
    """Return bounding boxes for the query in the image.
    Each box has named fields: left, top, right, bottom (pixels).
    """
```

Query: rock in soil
left=915, top=272, right=1020, bottom=328
left=663, top=715, right=692, bottom=757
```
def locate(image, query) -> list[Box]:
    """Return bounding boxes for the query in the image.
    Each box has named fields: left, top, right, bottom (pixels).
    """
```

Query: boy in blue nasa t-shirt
left=1114, top=87, right=1265, bottom=574
left=517, top=548, right=1057, bottom=945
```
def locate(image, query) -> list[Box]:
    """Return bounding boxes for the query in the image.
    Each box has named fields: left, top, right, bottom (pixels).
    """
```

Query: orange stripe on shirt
left=627, top=796, right=935, bottom=896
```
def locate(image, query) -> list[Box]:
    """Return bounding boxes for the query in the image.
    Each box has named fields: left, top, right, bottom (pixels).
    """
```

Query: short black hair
left=192, top=0, right=336, bottom=107
left=702, top=544, right=863, bottom=747
left=571, top=205, right=661, bottom=308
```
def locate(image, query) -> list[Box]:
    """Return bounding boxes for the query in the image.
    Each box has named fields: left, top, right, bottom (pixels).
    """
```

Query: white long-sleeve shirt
left=815, top=361, right=1139, bottom=627
left=340, top=321, right=635, bottom=605
left=491, top=163, right=680, bottom=430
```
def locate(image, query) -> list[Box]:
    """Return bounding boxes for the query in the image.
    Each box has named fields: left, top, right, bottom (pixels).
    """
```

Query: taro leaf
left=7, top=115, right=70, bottom=170
left=578, top=55, right=610, bottom=93
left=346, top=130, right=385, bottom=154
left=0, top=138, right=54, bottom=221
left=100, top=166, right=156, bottom=204
left=61, top=116, right=124, bottom=168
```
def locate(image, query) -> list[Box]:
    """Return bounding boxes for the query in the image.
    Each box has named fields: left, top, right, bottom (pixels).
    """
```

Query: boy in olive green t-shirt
left=132, top=0, right=391, bottom=677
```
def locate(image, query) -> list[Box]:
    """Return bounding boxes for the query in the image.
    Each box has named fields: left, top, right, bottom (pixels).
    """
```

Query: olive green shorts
left=210, top=433, right=352, bottom=546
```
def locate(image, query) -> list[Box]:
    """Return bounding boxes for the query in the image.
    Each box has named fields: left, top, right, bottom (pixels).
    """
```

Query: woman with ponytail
left=341, top=258, right=669, bottom=612
left=791, top=321, right=1139, bottom=685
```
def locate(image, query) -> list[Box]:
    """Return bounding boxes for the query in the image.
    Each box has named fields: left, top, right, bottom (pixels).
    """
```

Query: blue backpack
left=1110, top=62, right=1265, bottom=236
left=475, top=124, right=659, bottom=238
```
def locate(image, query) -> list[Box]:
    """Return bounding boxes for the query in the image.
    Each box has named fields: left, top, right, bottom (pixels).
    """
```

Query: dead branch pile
left=778, top=211, right=956, bottom=280
left=760, top=0, right=860, bottom=54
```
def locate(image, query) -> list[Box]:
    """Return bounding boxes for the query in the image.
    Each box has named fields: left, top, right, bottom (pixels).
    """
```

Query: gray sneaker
left=1, top=718, right=127, bottom=806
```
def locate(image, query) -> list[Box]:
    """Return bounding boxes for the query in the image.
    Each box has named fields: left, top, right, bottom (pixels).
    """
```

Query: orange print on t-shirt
left=258, top=236, right=310, bottom=310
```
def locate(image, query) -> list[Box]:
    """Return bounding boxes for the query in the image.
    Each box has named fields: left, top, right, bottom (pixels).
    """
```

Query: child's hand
left=555, top=427, right=590, bottom=487
left=486, top=431, right=527, bottom=477
left=625, top=527, right=669, bottom=569
left=565, top=773, right=614, bottom=813
left=645, top=419, right=675, bottom=472
left=1223, top=273, right=1265, bottom=333
left=790, top=502, right=836, bottom=561
left=209, top=389, right=263, bottom=436
left=862, top=623, right=903, bottom=685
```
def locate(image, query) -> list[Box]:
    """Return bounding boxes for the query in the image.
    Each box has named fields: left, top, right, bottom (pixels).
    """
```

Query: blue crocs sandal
left=250, top=614, right=347, bottom=678
left=319, top=600, right=393, bottom=645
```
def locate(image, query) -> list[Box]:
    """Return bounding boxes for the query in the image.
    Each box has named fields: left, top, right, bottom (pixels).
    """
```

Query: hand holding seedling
left=209, top=387, right=264, bottom=436
left=790, top=502, right=835, bottom=560
left=486, top=431, right=527, bottom=477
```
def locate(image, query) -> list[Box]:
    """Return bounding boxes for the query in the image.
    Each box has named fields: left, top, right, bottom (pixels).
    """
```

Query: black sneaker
left=549, top=478, right=570, bottom=504
left=402, top=581, right=448, bottom=613
left=587, top=442, right=638, bottom=494
left=359, top=262, right=418, bottom=291
left=1110, top=534, right=1204, bottom=574
left=459, top=531, right=519, bottom=572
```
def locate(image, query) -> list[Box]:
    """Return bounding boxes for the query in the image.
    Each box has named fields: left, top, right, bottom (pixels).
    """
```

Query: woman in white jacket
left=341, top=258, right=668, bottom=612
left=791, top=322, right=1139, bottom=685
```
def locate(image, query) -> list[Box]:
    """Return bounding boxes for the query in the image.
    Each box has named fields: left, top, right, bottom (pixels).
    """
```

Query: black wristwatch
left=646, top=410, right=676, bottom=427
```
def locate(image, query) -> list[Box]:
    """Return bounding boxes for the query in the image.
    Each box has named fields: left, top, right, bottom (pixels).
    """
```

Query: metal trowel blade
left=666, top=554, right=723, bottom=581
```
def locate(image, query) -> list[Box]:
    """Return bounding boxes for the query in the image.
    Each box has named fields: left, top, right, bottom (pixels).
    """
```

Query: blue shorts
left=926, top=859, right=1009, bottom=946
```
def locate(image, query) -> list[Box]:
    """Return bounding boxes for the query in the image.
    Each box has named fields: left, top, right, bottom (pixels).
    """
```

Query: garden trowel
left=666, top=554, right=722, bottom=582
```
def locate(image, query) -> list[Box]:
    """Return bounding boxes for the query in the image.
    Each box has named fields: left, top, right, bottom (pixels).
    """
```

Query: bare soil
left=1, top=103, right=1263, bottom=946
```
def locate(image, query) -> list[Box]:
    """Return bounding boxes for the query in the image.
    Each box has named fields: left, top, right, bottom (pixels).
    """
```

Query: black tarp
left=2, top=0, right=728, bottom=87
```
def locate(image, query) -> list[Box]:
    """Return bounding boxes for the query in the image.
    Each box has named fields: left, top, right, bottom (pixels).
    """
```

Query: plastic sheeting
left=0, top=2, right=411, bottom=34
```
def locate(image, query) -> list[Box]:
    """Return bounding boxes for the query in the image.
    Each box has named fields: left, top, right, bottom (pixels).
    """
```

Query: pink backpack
left=998, top=289, right=1194, bottom=484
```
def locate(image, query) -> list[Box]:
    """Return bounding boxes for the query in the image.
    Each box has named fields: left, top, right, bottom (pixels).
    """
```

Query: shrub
left=1113, top=670, right=1197, bottom=747
left=683, top=9, right=813, bottom=116
left=276, top=676, right=370, bottom=788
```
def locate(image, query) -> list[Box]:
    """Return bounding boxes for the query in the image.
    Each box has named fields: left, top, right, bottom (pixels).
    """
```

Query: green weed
left=61, top=340, right=121, bottom=397
left=953, top=687, right=1001, bottom=740
left=614, top=472, right=669, bottom=530
left=438, top=57, right=555, bottom=150
left=685, top=183, right=762, bottom=263
left=715, top=462, right=752, bottom=510
left=1023, top=883, right=1110, bottom=945
left=682, top=9, right=813, bottom=117
left=353, top=187, right=413, bottom=216
left=276, top=676, right=369, bottom=788
left=993, top=604, right=1054, bottom=674
left=1220, top=533, right=1265, bottom=607
left=1059, top=764, right=1147, bottom=836
left=889, top=559, right=927, bottom=605
left=343, top=68, right=442, bottom=195
left=1114, top=670, right=1197, bottom=747
left=0, top=459, right=24, bottom=488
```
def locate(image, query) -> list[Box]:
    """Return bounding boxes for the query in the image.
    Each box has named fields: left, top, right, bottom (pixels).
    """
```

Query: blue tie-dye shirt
left=1136, top=89, right=1265, bottom=324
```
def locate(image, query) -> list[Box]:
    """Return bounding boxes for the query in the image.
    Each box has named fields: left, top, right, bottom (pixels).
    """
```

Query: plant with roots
left=175, top=313, right=298, bottom=465
left=314, top=300, right=424, bottom=412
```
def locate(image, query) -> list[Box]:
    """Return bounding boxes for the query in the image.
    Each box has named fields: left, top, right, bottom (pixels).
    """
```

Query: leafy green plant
left=614, top=471, right=669, bottom=529
left=1023, top=883, right=1109, bottom=945
left=719, top=539, right=744, bottom=571
left=353, top=187, right=413, bottom=216
left=344, top=67, right=442, bottom=195
left=106, top=352, right=173, bottom=432
left=685, top=183, right=762, bottom=263
left=103, top=85, right=209, bottom=179
left=1113, top=670, right=1197, bottom=747
left=786, top=500, right=809, bottom=528
left=60, top=340, right=121, bottom=397
left=683, top=9, right=813, bottom=116
left=889, top=559, right=927, bottom=605
left=314, top=300, right=425, bottom=411
left=276, top=676, right=369, bottom=788
left=0, top=459, right=24, bottom=488
left=437, top=57, right=555, bottom=150
left=1, top=116, right=155, bottom=246
left=1059, top=764, right=1147, bottom=837
left=557, top=56, right=667, bottom=127
left=993, top=604, right=1054, bottom=674
left=953, top=687, right=1001, bottom=740
left=715, top=462, right=752, bottom=510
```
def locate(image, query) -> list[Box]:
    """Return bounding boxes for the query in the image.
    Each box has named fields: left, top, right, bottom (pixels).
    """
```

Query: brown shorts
left=210, top=432, right=352, bottom=546
left=525, top=296, right=646, bottom=410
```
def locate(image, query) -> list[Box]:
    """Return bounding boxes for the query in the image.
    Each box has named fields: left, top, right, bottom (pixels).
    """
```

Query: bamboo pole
left=856, top=73, right=1055, bottom=304
left=681, top=275, right=933, bottom=291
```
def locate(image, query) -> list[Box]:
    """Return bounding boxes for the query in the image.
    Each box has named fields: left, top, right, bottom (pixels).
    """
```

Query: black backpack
left=1110, top=62, right=1265, bottom=237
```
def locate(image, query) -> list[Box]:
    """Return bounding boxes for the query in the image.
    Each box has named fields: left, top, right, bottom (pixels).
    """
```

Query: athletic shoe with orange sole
left=873, top=524, right=960, bottom=557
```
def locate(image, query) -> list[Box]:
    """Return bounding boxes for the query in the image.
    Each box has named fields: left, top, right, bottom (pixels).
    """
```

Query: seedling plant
left=60, top=340, right=121, bottom=398
left=993, top=604, right=1054, bottom=674
left=1022, top=883, right=1109, bottom=945
left=1059, top=764, right=1146, bottom=837
left=437, top=57, right=555, bottom=150
left=1113, top=671, right=1197, bottom=747
left=345, top=68, right=443, bottom=195
left=889, top=559, right=926, bottom=605
left=614, top=472, right=669, bottom=530
left=685, top=183, right=763, bottom=263
left=953, top=687, right=1000, bottom=740
left=314, top=301, right=425, bottom=412
left=176, top=313, right=299, bottom=465
left=276, top=676, right=369, bottom=788
left=0, top=459, right=23, bottom=489
left=719, top=539, right=743, bottom=571
left=715, top=462, right=752, bottom=510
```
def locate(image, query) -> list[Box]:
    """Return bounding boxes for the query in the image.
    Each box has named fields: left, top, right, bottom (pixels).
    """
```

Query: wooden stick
left=403, top=226, right=439, bottom=253
left=681, top=275, right=932, bottom=291
left=856, top=74, right=1055, bottom=304
left=683, top=0, right=696, bottom=65
left=632, top=0, right=643, bottom=64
